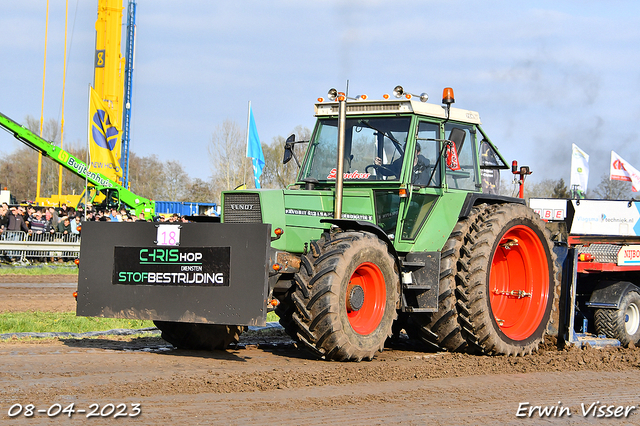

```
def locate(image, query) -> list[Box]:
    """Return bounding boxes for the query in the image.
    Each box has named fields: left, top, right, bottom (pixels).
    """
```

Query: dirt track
left=2, top=278, right=640, bottom=425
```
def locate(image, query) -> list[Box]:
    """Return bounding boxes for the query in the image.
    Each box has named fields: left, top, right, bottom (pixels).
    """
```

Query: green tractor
left=77, top=86, right=559, bottom=361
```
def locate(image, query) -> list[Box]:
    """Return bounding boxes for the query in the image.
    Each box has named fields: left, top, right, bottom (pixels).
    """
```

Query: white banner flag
left=611, top=151, right=640, bottom=192
left=570, top=143, right=589, bottom=193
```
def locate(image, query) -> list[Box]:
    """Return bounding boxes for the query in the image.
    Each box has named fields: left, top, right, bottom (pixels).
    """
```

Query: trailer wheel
left=288, top=231, right=399, bottom=361
left=154, top=321, right=245, bottom=350
left=594, top=291, right=640, bottom=347
left=457, top=203, right=559, bottom=356
left=403, top=208, right=487, bottom=352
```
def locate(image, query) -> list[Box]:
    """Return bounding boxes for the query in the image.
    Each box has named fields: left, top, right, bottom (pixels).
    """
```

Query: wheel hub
left=346, top=261, right=387, bottom=335
left=489, top=224, right=550, bottom=341
left=347, top=284, right=365, bottom=311
left=625, top=302, right=639, bottom=335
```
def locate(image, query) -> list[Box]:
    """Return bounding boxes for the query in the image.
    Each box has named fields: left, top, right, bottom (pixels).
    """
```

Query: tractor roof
left=314, top=99, right=481, bottom=125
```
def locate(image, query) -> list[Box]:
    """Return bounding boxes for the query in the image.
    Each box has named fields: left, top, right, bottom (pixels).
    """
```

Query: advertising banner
left=570, top=200, right=640, bottom=236
left=529, top=198, right=568, bottom=221
left=618, top=245, right=640, bottom=266
left=113, top=246, right=231, bottom=286
left=89, top=87, right=123, bottom=183
left=610, top=151, right=640, bottom=192
left=570, top=144, right=589, bottom=195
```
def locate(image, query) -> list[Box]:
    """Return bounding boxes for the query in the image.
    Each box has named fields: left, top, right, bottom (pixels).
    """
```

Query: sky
left=1, top=1, right=640, bottom=192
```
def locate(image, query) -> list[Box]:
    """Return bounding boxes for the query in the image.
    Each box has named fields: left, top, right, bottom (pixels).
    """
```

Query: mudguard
left=320, top=218, right=398, bottom=259
left=587, top=280, right=640, bottom=309
left=76, top=221, right=271, bottom=326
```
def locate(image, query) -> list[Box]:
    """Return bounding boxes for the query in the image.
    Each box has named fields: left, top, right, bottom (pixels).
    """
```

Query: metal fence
left=0, top=231, right=80, bottom=263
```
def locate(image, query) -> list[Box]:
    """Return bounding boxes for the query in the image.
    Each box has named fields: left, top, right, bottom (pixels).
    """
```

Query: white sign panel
left=571, top=200, right=640, bottom=236
left=156, top=224, right=181, bottom=246
left=618, top=245, right=640, bottom=266
left=529, top=198, right=567, bottom=221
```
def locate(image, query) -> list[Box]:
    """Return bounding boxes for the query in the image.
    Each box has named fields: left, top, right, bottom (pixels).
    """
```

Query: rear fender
left=587, top=281, right=640, bottom=309
left=459, top=193, right=524, bottom=219
left=320, top=219, right=399, bottom=262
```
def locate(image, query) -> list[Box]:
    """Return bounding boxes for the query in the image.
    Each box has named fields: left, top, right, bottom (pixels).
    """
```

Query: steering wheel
left=365, top=163, right=395, bottom=176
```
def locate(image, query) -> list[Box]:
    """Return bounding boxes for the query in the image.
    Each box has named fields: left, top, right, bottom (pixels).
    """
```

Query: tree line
left=501, top=176, right=634, bottom=200
left=1, top=115, right=633, bottom=205
left=0, top=116, right=310, bottom=205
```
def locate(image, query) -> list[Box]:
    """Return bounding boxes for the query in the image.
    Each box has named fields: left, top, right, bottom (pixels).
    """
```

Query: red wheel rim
left=346, top=262, right=386, bottom=335
left=489, top=225, right=549, bottom=340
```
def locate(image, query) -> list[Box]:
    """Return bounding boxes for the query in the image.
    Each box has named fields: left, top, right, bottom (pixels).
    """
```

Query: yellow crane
left=36, top=0, right=127, bottom=208
left=94, top=0, right=125, bottom=125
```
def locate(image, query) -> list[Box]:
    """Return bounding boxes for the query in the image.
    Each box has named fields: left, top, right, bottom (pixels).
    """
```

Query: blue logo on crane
left=91, top=109, right=118, bottom=151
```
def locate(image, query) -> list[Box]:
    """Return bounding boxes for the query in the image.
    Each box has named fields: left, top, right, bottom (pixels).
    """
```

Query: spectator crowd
left=0, top=202, right=191, bottom=264
left=0, top=202, right=189, bottom=241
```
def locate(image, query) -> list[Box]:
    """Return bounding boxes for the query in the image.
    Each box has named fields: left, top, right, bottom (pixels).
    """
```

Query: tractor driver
left=374, top=142, right=432, bottom=185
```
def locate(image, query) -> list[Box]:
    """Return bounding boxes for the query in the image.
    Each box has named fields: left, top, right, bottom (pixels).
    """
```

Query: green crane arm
left=0, top=111, right=155, bottom=218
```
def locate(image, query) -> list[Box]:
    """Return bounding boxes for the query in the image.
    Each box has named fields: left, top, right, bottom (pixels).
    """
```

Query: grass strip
left=1, top=311, right=280, bottom=335
left=0, top=311, right=153, bottom=334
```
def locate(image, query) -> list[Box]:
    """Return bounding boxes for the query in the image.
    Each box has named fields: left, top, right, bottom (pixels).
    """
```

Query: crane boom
left=0, top=111, right=154, bottom=218
left=121, top=0, right=137, bottom=187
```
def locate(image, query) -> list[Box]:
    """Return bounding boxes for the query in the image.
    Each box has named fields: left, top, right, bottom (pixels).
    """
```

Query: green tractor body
left=226, top=99, right=507, bottom=254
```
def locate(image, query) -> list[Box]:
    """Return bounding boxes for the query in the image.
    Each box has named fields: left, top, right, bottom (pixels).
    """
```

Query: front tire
left=456, top=203, right=559, bottom=356
left=288, top=231, right=399, bottom=361
left=594, top=291, right=640, bottom=347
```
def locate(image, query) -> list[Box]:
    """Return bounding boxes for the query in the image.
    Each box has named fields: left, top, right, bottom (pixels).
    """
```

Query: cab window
left=415, top=121, right=441, bottom=186
left=302, top=117, right=411, bottom=182
left=443, top=123, right=478, bottom=191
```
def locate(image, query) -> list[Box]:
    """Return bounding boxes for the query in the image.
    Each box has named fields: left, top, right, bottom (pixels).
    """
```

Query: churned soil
left=0, top=275, right=77, bottom=312
left=0, top=274, right=77, bottom=284
left=1, top=278, right=639, bottom=424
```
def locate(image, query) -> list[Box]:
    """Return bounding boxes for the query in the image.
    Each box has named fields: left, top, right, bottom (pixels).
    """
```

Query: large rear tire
left=287, top=231, right=399, bottom=361
left=594, top=290, right=640, bottom=347
left=154, top=321, right=245, bottom=350
left=456, top=203, right=559, bottom=356
left=403, top=208, right=487, bottom=352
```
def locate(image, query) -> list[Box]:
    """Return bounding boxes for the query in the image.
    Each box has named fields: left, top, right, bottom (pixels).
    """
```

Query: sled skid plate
left=76, top=221, right=270, bottom=326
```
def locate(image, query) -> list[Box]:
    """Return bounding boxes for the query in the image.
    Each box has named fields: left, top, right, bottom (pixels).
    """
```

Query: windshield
left=302, top=117, right=412, bottom=182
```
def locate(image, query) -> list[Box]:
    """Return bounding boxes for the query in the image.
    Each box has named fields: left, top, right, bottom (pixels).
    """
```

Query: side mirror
left=448, top=128, right=466, bottom=152
left=283, top=134, right=295, bottom=165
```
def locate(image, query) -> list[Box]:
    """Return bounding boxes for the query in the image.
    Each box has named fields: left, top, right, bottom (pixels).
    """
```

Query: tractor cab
left=298, top=87, right=508, bottom=194
left=290, top=87, right=510, bottom=250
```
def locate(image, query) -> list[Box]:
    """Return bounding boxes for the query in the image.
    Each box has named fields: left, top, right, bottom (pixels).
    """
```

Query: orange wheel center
left=346, top=262, right=386, bottom=335
left=489, top=225, right=549, bottom=341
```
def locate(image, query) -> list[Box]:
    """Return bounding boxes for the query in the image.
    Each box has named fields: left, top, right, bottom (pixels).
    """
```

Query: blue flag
left=247, top=106, right=265, bottom=189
